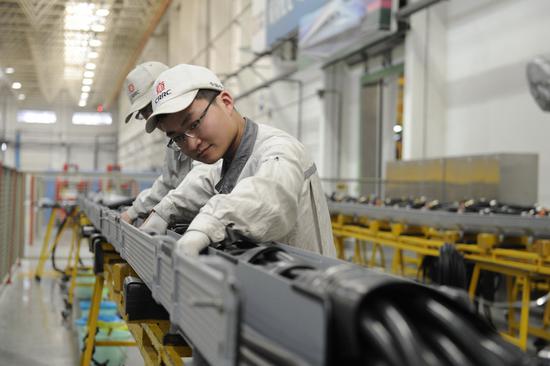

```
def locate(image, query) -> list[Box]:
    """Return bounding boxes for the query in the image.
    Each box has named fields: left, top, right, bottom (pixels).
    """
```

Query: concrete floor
left=0, top=227, right=143, bottom=366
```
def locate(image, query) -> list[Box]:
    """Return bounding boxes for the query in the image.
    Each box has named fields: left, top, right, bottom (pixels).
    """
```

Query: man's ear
left=218, top=90, right=235, bottom=113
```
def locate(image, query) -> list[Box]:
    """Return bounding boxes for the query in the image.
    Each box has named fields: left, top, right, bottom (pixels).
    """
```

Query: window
left=17, top=110, right=57, bottom=124
left=72, top=112, right=112, bottom=125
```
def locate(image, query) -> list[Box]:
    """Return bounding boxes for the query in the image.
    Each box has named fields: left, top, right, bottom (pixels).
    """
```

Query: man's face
left=158, top=92, right=236, bottom=164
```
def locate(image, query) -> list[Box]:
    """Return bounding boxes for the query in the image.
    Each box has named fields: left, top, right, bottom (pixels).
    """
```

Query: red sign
left=156, top=81, right=165, bottom=94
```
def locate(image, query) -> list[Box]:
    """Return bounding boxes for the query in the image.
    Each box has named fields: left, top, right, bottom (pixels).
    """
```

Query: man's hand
left=120, top=210, right=134, bottom=224
left=175, top=231, right=210, bottom=257
left=139, top=211, right=168, bottom=235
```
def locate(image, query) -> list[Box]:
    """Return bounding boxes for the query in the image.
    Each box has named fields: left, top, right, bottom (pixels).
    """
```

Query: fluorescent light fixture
left=88, top=51, right=98, bottom=59
left=89, top=39, right=102, bottom=47
left=64, top=45, right=88, bottom=65
left=82, top=78, right=93, bottom=85
left=81, top=85, right=91, bottom=92
left=17, top=94, right=25, bottom=101
left=11, top=82, right=22, bottom=89
left=65, top=2, right=96, bottom=31
left=96, top=8, right=109, bottom=17
left=78, top=100, right=87, bottom=107
left=91, top=24, right=105, bottom=32
left=83, top=70, right=95, bottom=78
left=80, top=92, right=89, bottom=99
left=393, top=124, right=403, bottom=133
left=64, top=66, right=82, bottom=80
left=1, top=142, right=6, bottom=152
left=85, top=63, right=96, bottom=70
left=72, top=112, right=112, bottom=125
left=5, top=67, right=14, bottom=74
left=17, top=110, right=57, bottom=124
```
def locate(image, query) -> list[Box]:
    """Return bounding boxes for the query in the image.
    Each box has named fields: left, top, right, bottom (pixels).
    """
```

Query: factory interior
left=2, top=0, right=550, bottom=365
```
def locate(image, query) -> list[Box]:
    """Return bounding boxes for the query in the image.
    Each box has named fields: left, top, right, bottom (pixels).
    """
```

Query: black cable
left=375, top=300, right=425, bottom=366
left=437, top=243, right=467, bottom=289
left=50, top=210, right=72, bottom=274
left=361, top=316, right=404, bottom=366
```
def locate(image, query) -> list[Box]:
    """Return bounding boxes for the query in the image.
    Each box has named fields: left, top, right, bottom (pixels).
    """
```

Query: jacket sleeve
left=130, top=150, right=191, bottom=217
left=153, top=162, right=220, bottom=224
left=187, top=141, right=304, bottom=243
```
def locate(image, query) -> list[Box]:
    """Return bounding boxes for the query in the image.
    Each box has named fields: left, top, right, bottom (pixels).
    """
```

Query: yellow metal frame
left=332, top=213, right=550, bottom=349
left=78, top=213, right=191, bottom=366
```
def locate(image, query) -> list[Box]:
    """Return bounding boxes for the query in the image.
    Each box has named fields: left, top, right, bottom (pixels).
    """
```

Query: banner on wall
left=264, top=0, right=328, bottom=48
left=298, top=0, right=395, bottom=59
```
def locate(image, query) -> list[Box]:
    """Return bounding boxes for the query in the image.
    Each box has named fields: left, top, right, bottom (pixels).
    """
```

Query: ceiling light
left=85, top=63, right=96, bottom=70
left=91, top=24, right=105, bottom=32
left=83, top=70, right=95, bottom=78
left=78, top=100, right=87, bottom=107
left=64, top=66, right=82, bottom=80
left=17, top=94, right=25, bottom=101
left=393, top=125, right=403, bottom=133
left=89, top=39, right=102, bottom=47
left=82, top=78, right=93, bottom=85
left=82, top=85, right=91, bottom=92
left=1, top=143, right=6, bottom=152
left=11, top=82, right=22, bottom=89
left=88, top=51, right=98, bottom=59
left=65, top=2, right=95, bottom=31
left=96, top=8, right=109, bottom=17
left=5, top=67, right=14, bottom=74
left=81, top=92, right=89, bottom=99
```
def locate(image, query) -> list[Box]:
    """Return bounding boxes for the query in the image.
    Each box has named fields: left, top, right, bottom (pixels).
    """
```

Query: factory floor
left=0, top=227, right=143, bottom=366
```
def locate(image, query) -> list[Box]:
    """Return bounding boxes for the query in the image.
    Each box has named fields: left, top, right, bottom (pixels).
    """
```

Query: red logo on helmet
left=128, top=83, right=135, bottom=93
left=156, top=81, right=165, bottom=94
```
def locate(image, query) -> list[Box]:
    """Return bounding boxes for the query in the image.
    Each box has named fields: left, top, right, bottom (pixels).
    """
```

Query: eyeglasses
left=167, top=93, right=218, bottom=151
left=135, top=103, right=152, bottom=120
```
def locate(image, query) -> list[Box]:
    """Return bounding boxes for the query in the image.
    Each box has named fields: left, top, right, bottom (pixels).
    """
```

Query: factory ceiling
left=0, top=0, right=170, bottom=111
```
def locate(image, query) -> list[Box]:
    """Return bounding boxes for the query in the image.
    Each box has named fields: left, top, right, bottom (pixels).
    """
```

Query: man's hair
left=156, top=89, right=221, bottom=124
left=195, top=88, right=220, bottom=101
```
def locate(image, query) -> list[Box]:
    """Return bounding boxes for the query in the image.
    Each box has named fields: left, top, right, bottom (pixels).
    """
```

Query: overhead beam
left=106, top=0, right=172, bottom=109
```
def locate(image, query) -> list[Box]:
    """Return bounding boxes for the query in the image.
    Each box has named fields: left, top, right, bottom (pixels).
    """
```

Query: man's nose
left=186, top=136, right=202, bottom=152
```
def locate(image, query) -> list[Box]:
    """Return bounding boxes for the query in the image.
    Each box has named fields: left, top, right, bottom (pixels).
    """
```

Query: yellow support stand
left=68, top=228, right=83, bottom=306
left=81, top=241, right=138, bottom=366
left=81, top=271, right=105, bottom=366
left=332, top=214, right=550, bottom=348
left=34, top=207, right=59, bottom=281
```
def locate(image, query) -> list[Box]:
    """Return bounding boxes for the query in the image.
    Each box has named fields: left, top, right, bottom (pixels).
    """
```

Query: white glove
left=139, top=211, right=168, bottom=235
left=175, top=230, right=210, bottom=257
left=121, top=207, right=138, bottom=224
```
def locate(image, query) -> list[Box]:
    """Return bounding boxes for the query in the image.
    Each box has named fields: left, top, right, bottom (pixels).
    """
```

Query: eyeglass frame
left=167, top=92, right=219, bottom=151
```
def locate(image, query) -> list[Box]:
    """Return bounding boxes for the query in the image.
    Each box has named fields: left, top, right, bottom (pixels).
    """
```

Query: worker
left=527, top=55, right=550, bottom=112
left=119, top=61, right=195, bottom=224
left=140, top=64, right=336, bottom=257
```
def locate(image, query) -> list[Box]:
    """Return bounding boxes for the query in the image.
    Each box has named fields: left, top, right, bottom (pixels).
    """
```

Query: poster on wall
left=264, top=0, right=328, bottom=49
left=298, top=0, right=395, bottom=59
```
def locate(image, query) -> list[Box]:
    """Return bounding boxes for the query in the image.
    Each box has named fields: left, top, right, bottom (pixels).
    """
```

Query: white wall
left=117, top=0, right=329, bottom=177
left=403, top=1, right=447, bottom=160
left=0, top=89, right=118, bottom=171
left=404, top=0, right=550, bottom=204
left=445, top=0, right=550, bottom=204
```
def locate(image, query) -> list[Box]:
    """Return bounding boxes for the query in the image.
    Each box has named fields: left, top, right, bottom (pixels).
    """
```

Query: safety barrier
left=0, top=165, right=25, bottom=286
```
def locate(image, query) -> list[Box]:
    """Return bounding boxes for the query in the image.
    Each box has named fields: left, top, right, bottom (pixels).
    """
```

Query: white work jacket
left=153, top=119, right=336, bottom=257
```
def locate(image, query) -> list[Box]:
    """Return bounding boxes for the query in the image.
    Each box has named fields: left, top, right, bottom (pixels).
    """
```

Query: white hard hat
left=145, top=64, right=224, bottom=133
left=124, top=61, right=169, bottom=123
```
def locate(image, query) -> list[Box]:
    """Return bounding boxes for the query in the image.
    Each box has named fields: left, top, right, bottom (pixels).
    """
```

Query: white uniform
left=153, top=119, right=336, bottom=257
left=126, top=148, right=193, bottom=219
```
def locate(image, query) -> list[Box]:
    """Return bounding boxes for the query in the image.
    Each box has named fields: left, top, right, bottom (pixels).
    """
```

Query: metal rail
left=328, top=201, right=550, bottom=237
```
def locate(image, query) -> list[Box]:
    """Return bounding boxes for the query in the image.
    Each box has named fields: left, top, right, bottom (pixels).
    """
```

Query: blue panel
left=266, top=0, right=327, bottom=47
